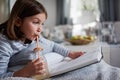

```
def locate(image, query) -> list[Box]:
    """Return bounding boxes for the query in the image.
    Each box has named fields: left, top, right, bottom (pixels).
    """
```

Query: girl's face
left=19, top=13, right=46, bottom=41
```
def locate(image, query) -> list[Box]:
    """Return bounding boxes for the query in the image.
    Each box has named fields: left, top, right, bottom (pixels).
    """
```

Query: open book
left=34, top=46, right=102, bottom=79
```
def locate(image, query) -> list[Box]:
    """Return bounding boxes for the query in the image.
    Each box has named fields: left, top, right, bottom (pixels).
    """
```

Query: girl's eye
left=33, top=21, right=44, bottom=25
left=33, top=22, right=39, bottom=24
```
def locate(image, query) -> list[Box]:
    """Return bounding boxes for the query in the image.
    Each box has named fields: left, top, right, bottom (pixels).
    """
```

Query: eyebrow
left=33, top=18, right=41, bottom=22
left=32, top=16, right=45, bottom=24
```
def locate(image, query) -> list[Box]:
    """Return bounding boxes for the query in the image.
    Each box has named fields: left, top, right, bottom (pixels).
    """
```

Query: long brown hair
left=7, top=0, right=47, bottom=40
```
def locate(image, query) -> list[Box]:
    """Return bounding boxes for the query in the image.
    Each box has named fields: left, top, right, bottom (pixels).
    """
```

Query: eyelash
left=33, top=22, right=44, bottom=25
left=33, top=22, right=39, bottom=24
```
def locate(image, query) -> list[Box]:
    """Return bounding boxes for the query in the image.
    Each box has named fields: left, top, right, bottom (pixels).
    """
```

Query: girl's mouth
left=33, top=33, right=40, bottom=37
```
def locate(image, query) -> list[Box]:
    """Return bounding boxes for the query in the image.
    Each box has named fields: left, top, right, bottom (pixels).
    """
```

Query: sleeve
left=0, top=38, right=14, bottom=79
left=52, top=43, right=70, bottom=57
left=40, top=36, right=70, bottom=57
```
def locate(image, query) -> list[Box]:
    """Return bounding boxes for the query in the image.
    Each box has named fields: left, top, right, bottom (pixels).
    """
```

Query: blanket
left=3, top=60, right=120, bottom=80
left=49, top=60, right=120, bottom=80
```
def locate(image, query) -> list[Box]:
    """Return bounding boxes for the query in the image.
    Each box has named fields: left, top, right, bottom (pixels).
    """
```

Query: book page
left=48, top=47, right=102, bottom=76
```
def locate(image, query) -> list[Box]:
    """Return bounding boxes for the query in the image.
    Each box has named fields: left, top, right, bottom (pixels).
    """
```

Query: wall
left=37, top=0, right=57, bottom=27
left=9, top=0, right=16, bottom=11
left=114, top=22, right=120, bottom=43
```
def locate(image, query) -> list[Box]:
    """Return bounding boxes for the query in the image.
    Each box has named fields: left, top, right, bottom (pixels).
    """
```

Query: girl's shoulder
left=0, top=33, right=14, bottom=55
left=0, top=34, right=13, bottom=50
left=0, top=34, right=26, bottom=55
left=0, top=33, right=8, bottom=42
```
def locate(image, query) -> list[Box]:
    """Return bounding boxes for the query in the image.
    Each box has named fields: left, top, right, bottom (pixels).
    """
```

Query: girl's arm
left=0, top=39, right=14, bottom=78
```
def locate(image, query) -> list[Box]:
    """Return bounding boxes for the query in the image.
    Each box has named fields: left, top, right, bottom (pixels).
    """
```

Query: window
left=70, top=0, right=100, bottom=24
left=69, top=0, right=100, bottom=36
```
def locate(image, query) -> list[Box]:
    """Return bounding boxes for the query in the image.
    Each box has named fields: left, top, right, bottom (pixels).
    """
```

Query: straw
left=36, top=36, right=40, bottom=59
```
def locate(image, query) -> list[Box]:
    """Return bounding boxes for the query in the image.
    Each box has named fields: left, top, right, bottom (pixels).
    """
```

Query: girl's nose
left=37, top=27, right=41, bottom=32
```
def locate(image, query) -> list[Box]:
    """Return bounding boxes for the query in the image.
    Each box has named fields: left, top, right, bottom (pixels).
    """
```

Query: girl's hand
left=13, top=58, right=45, bottom=77
left=68, top=51, right=84, bottom=59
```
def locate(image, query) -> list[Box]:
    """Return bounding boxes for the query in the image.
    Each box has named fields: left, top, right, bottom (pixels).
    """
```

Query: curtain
left=98, top=0, right=120, bottom=22
left=98, top=0, right=114, bottom=22
left=114, top=0, right=120, bottom=21
left=56, top=0, right=71, bottom=25
left=56, top=0, right=66, bottom=25
left=0, top=0, right=9, bottom=23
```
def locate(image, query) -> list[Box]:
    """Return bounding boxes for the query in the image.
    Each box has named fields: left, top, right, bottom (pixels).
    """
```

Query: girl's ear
left=15, top=17, right=22, bottom=27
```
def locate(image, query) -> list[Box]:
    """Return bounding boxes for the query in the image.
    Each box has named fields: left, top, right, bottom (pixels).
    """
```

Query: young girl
left=0, top=0, right=83, bottom=79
